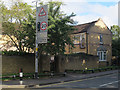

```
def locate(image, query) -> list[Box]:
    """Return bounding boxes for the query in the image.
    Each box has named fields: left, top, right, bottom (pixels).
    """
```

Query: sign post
left=35, top=5, right=48, bottom=78
left=37, top=5, right=48, bottom=43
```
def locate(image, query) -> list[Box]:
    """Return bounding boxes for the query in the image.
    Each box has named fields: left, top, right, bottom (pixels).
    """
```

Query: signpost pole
left=33, top=1, right=48, bottom=78
left=35, top=0, right=38, bottom=79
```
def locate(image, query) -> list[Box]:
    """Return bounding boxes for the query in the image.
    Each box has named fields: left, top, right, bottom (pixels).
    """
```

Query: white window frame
left=97, top=51, right=107, bottom=61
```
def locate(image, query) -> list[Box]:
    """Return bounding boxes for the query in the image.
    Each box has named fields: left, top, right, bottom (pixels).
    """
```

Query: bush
left=2, top=50, right=29, bottom=56
left=65, top=66, right=120, bottom=74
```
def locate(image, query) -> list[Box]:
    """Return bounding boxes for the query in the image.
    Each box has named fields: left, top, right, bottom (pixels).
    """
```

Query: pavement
left=1, top=70, right=119, bottom=88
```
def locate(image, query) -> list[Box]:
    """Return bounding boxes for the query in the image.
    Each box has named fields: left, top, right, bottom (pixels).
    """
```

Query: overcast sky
left=2, top=0, right=119, bottom=28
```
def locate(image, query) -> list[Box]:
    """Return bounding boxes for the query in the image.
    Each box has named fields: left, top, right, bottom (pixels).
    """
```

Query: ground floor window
left=97, top=51, right=107, bottom=61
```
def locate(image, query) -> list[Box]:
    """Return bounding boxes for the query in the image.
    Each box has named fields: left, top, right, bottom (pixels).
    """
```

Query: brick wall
left=65, top=53, right=99, bottom=70
left=2, top=54, right=50, bottom=75
left=2, top=53, right=102, bottom=75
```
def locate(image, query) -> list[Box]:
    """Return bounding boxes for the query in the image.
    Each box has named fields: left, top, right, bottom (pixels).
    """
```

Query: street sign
left=37, top=5, right=48, bottom=21
left=38, top=7, right=46, bottom=16
left=40, top=21, right=47, bottom=31
left=36, top=5, right=48, bottom=43
left=37, top=32, right=47, bottom=43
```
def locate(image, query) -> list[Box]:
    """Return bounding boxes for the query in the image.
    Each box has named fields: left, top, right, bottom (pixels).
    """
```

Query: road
left=36, top=73, right=119, bottom=89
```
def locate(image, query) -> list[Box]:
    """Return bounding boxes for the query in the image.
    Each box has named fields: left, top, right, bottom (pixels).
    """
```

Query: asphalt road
left=36, top=73, right=119, bottom=89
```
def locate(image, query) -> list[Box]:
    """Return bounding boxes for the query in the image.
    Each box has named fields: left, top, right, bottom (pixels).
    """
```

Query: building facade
left=65, top=18, right=112, bottom=66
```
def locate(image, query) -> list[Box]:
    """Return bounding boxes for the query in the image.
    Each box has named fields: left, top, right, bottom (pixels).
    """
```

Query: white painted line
left=99, top=80, right=120, bottom=87
left=2, top=85, right=25, bottom=88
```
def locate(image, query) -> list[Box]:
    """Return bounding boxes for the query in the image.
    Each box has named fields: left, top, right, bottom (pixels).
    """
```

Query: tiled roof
left=73, top=19, right=98, bottom=34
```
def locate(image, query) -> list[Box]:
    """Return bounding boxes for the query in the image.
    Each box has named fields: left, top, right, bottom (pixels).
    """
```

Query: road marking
left=38, top=78, right=93, bottom=88
left=37, top=73, right=117, bottom=88
left=2, top=85, right=25, bottom=88
left=99, top=80, right=120, bottom=87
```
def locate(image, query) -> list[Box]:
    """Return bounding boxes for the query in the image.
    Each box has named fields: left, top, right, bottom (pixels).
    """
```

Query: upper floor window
left=73, top=35, right=80, bottom=44
left=80, top=34, right=85, bottom=48
left=100, top=34, right=103, bottom=44
left=73, top=34, right=85, bottom=48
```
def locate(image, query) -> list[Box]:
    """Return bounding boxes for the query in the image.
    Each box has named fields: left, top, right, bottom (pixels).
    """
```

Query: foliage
left=2, top=1, right=76, bottom=55
left=21, top=14, right=36, bottom=52
left=112, top=39, right=120, bottom=56
left=38, top=1, right=76, bottom=55
left=111, top=25, right=120, bottom=40
left=65, top=66, right=120, bottom=74
left=111, top=25, right=120, bottom=58
left=2, top=2, right=35, bottom=52
left=2, top=50, right=29, bottom=56
left=0, top=1, right=9, bottom=22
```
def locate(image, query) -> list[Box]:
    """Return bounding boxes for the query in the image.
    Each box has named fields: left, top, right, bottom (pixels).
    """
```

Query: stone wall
left=65, top=53, right=99, bottom=70
left=2, top=54, right=50, bottom=75
left=39, top=55, right=50, bottom=72
left=54, top=55, right=66, bottom=73
left=98, top=61, right=108, bottom=67
left=2, top=53, right=100, bottom=75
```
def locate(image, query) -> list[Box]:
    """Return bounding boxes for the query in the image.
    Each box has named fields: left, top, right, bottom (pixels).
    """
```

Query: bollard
left=63, top=72, right=66, bottom=77
left=19, top=68, right=23, bottom=81
left=12, top=75, right=16, bottom=80
left=50, top=72, right=54, bottom=78
left=92, top=70, right=94, bottom=73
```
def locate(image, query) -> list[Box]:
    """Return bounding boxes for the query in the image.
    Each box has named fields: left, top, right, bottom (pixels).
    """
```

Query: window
left=69, top=45, right=72, bottom=53
left=100, top=34, right=103, bottom=44
left=73, top=35, right=80, bottom=44
left=80, top=34, right=85, bottom=48
left=103, top=52, right=107, bottom=60
left=97, top=51, right=107, bottom=61
left=73, top=34, right=85, bottom=48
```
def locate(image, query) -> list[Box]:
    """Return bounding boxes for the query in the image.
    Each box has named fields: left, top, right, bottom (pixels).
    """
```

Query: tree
left=2, top=2, right=35, bottom=52
left=111, top=25, right=120, bottom=40
left=38, top=1, right=76, bottom=55
left=2, top=1, right=76, bottom=54
left=0, top=1, right=9, bottom=22
left=111, top=25, right=120, bottom=65
left=21, top=14, right=36, bottom=52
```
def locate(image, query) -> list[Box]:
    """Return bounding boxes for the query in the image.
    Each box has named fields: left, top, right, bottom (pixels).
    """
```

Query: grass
left=1, top=72, right=51, bottom=81
left=2, top=66, right=120, bottom=80
left=65, top=66, right=120, bottom=74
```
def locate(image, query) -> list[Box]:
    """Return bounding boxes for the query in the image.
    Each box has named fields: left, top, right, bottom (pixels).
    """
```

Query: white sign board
left=37, top=32, right=47, bottom=43
left=36, top=5, right=48, bottom=43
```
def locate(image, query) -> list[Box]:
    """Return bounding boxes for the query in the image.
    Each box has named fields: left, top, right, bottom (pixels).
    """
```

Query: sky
left=2, top=0, right=119, bottom=28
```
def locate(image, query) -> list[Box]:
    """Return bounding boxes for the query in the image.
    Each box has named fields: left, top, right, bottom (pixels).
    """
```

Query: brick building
left=65, top=18, right=112, bottom=66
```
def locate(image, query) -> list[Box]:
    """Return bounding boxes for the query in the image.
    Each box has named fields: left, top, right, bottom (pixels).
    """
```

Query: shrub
left=2, top=50, right=29, bottom=56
